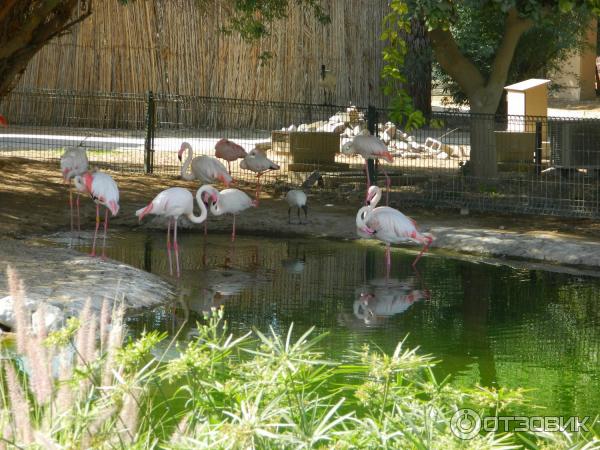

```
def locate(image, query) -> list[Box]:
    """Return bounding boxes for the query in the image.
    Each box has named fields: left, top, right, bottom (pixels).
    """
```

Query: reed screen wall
left=14, top=0, right=388, bottom=109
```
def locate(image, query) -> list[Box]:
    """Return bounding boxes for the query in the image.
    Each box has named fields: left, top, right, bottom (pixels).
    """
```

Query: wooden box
left=272, top=131, right=340, bottom=164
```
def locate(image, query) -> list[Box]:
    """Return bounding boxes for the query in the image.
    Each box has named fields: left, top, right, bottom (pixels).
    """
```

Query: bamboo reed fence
left=12, top=0, right=389, bottom=126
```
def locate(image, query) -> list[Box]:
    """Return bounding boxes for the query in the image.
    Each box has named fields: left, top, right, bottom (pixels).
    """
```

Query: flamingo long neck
left=191, top=186, right=213, bottom=224
left=369, top=187, right=382, bottom=210
left=181, top=144, right=195, bottom=181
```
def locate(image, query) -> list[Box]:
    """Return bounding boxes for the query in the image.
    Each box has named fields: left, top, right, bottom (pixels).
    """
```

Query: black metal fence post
left=144, top=90, right=155, bottom=174
left=366, top=105, right=378, bottom=185
left=535, top=121, right=542, bottom=175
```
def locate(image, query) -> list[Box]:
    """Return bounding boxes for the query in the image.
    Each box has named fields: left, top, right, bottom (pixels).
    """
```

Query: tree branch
left=428, top=28, right=485, bottom=100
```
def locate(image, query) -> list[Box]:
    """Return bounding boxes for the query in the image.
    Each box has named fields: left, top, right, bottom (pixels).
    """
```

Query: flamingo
left=178, top=142, right=232, bottom=186
left=285, top=190, right=308, bottom=224
left=341, top=135, right=393, bottom=204
left=215, top=138, right=247, bottom=174
left=356, top=185, right=433, bottom=270
left=239, top=148, right=280, bottom=204
left=209, top=187, right=256, bottom=241
left=0, top=114, right=7, bottom=127
left=73, top=171, right=119, bottom=258
left=135, top=186, right=215, bottom=277
left=60, top=146, right=89, bottom=233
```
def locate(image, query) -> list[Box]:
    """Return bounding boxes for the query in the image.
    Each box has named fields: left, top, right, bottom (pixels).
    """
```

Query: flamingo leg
left=385, top=244, right=391, bottom=280
left=382, top=166, right=390, bottom=206
left=69, top=186, right=74, bottom=233
left=412, top=239, right=431, bottom=268
left=76, top=194, right=81, bottom=233
left=227, top=160, right=232, bottom=175
left=204, top=219, right=208, bottom=236
left=364, top=160, right=371, bottom=204
left=166, top=218, right=173, bottom=276
left=174, top=218, right=181, bottom=278
left=255, top=173, right=263, bottom=205
left=91, top=204, right=100, bottom=257
left=288, top=207, right=291, bottom=224
left=101, top=207, right=109, bottom=259
left=231, top=214, right=236, bottom=242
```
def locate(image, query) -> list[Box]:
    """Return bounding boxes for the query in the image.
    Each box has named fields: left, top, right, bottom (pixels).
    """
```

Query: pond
left=64, top=230, right=600, bottom=419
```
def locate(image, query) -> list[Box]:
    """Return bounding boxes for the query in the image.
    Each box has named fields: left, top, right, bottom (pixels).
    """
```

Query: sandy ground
left=3, top=157, right=600, bottom=270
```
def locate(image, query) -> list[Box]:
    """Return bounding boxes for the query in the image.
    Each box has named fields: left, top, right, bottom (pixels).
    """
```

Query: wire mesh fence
left=1, top=88, right=600, bottom=218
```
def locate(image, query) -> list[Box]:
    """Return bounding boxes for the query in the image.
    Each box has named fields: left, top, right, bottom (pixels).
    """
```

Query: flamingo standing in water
left=73, top=171, right=119, bottom=258
left=239, top=148, right=280, bottom=204
left=215, top=138, right=247, bottom=175
left=356, top=185, right=433, bottom=271
left=60, top=146, right=89, bottom=233
left=341, top=135, right=393, bottom=204
left=209, top=187, right=256, bottom=241
left=178, top=142, right=232, bottom=186
left=136, top=186, right=215, bottom=277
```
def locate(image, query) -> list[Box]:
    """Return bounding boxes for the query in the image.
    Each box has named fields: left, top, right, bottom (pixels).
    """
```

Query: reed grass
left=0, top=266, right=598, bottom=449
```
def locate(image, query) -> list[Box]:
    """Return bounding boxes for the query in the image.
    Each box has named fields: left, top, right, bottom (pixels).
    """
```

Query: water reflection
left=351, top=277, right=429, bottom=327
left=51, top=231, right=600, bottom=418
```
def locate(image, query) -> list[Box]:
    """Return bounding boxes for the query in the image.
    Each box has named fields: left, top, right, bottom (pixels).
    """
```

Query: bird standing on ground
left=239, top=148, right=280, bottom=205
left=341, top=135, right=393, bottom=204
left=356, top=185, right=432, bottom=271
left=60, top=146, right=89, bottom=233
left=73, top=171, right=120, bottom=258
left=215, top=138, right=247, bottom=175
left=285, top=190, right=308, bottom=224
left=209, top=188, right=256, bottom=241
left=178, top=142, right=232, bottom=186
left=136, top=186, right=215, bottom=277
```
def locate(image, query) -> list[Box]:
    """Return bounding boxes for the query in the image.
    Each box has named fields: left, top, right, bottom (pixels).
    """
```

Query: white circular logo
left=450, top=408, right=481, bottom=440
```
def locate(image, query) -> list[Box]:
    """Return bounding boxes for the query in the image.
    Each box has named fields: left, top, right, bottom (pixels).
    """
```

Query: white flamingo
left=285, top=190, right=308, bottom=224
left=178, top=141, right=233, bottom=186
left=215, top=138, right=247, bottom=174
left=136, top=186, right=215, bottom=277
left=60, top=146, right=89, bottom=232
left=342, top=135, right=393, bottom=204
left=209, top=187, right=256, bottom=241
left=239, top=148, right=280, bottom=204
left=356, top=185, right=433, bottom=270
left=73, top=171, right=120, bottom=258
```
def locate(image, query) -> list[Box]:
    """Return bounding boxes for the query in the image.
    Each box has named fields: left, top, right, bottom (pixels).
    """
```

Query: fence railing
left=1, top=88, right=600, bottom=218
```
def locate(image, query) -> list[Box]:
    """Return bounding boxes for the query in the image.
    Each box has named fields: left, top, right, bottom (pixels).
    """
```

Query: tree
left=0, top=0, right=329, bottom=98
left=389, top=0, right=600, bottom=177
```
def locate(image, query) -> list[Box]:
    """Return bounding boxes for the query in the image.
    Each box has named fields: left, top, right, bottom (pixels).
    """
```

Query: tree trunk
left=404, top=17, right=432, bottom=119
left=0, top=1, right=91, bottom=98
left=470, top=105, right=498, bottom=178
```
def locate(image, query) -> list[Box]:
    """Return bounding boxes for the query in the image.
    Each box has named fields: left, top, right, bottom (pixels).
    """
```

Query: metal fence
left=1, top=88, right=600, bottom=218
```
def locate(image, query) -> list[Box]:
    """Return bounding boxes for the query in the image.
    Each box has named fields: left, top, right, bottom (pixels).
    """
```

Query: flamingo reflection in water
left=352, top=277, right=430, bottom=327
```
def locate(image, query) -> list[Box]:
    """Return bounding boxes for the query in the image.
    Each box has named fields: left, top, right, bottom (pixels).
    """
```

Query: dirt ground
left=2, top=156, right=600, bottom=244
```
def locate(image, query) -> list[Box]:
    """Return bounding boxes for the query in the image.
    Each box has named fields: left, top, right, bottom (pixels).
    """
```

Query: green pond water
left=65, top=231, right=600, bottom=419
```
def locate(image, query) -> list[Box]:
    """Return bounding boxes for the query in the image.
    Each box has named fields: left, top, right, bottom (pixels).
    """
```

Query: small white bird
left=285, top=190, right=308, bottom=224
left=240, top=148, right=280, bottom=204
left=178, top=141, right=232, bottom=186
left=136, top=186, right=215, bottom=277
left=60, top=146, right=89, bottom=232
left=73, top=171, right=119, bottom=258
left=209, top=188, right=256, bottom=241
left=356, top=185, right=433, bottom=270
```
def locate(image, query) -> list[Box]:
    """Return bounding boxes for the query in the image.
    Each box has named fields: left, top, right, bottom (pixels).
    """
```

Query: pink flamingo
left=178, top=142, right=232, bottom=186
left=341, top=135, right=393, bottom=204
left=356, top=185, right=433, bottom=271
left=136, top=186, right=215, bottom=277
left=209, top=187, right=256, bottom=241
left=239, top=148, right=280, bottom=204
left=215, top=138, right=247, bottom=174
left=73, top=171, right=119, bottom=258
left=60, top=146, right=89, bottom=233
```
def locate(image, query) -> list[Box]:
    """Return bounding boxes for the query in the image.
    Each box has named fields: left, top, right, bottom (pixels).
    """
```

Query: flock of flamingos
left=54, top=131, right=433, bottom=278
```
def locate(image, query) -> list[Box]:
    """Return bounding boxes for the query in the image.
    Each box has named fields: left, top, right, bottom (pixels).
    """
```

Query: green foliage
left=1, top=304, right=599, bottom=448
left=381, top=1, right=426, bottom=131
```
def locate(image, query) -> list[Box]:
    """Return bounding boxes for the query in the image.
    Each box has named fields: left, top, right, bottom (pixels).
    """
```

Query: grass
left=1, top=266, right=598, bottom=449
